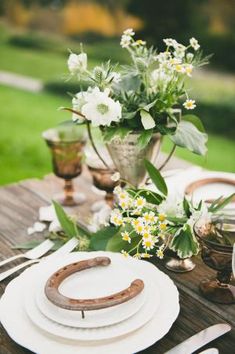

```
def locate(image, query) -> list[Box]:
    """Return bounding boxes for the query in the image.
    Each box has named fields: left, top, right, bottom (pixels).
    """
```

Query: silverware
left=164, top=323, right=231, bottom=354
left=0, top=239, right=54, bottom=268
left=199, top=349, right=219, bottom=354
left=0, top=237, right=79, bottom=282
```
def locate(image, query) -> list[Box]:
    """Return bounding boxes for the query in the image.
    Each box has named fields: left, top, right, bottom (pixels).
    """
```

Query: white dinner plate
left=0, top=251, right=180, bottom=354
left=23, top=252, right=159, bottom=340
left=35, top=258, right=147, bottom=328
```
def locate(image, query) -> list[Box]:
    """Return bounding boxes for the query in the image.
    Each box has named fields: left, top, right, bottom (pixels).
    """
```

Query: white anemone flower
left=158, top=195, right=185, bottom=218
left=81, top=87, right=122, bottom=127
left=72, top=92, right=87, bottom=122
left=67, top=53, right=87, bottom=74
left=190, top=37, right=200, bottom=51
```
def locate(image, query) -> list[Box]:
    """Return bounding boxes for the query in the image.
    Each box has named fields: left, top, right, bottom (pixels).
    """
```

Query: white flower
left=142, top=237, right=155, bottom=250
left=190, top=37, right=200, bottom=51
left=174, top=64, right=186, bottom=73
left=132, top=39, right=146, bottom=47
left=123, top=28, right=135, bottom=36
left=158, top=195, right=185, bottom=218
left=174, top=44, right=186, bottom=59
left=134, top=196, right=146, bottom=209
left=184, top=64, right=193, bottom=77
left=156, top=245, right=164, bottom=259
left=188, top=202, right=212, bottom=230
left=155, top=51, right=170, bottom=63
left=81, top=87, right=122, bottom=127
left=183, top=99, right=196, bottom=110
left=121, top=231, right=131, bottom=243
left=186, top=52, right=194, bottom=61
left=111, top=172, right=120, bottom=181
left=110, top=72, right=121, bottom=83
left=110, top=209, right=123, bottom=226
left=163, top=38, right=177, bottom=47
left=67, top=53, right=87, bottom=74
left=72, top=92, right=87, bottom=122
left=120, top=34, right=132, bottom=48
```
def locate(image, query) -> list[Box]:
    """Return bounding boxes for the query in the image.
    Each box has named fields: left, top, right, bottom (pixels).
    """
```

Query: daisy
left=158, top=213, right=166, bottom=222
left=135, top=196, right=146, bottom=209
left=185, top=64, right=193, bottom=77
left=123, top=28, right=135, bottom=36
left=121, top=231, right=131, bottom=243
left=175, top=64, right=185, bottom=73
left=120, top=34, right=132, bottom=48
left=190, top=37, right=200, bottom=50
left=183, top=99, right=196, bottom=110
left=156, top=246, right=164, bottom=259
left=121, top=250, right=129, bottom=258
left=142, top=237, right=155, bottom=250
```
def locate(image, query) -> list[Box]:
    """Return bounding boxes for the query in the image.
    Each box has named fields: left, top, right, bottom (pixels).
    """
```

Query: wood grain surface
left=0, top=165, right=234, bottom=354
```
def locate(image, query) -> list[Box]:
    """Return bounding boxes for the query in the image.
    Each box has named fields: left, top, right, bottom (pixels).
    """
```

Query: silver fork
left=0, top=239, right=54, bottom=268
left=0, top=237, right=79, bottom=282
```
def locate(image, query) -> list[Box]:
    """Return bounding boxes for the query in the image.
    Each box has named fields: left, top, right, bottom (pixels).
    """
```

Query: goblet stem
left=63, top=179, right=75, bottom=206
left=105, top=192, right=114, bottom=208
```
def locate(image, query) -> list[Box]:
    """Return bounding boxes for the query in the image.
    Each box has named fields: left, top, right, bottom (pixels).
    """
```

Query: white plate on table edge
left=34, top=256, right=147, bottom=328
left=0, top=251, right=180, bottom=354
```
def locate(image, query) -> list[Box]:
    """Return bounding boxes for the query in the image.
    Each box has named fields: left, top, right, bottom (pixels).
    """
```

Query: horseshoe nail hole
left=108, top=297, right=114, bottom=300
left=55, top=273, right=59, bottom=276
left=63, top=267, right=67, bottom=270
left=73, top=263, right=78, bottom=265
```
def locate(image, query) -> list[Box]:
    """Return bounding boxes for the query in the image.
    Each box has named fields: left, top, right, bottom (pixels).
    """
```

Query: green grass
left=0, top=85, right=72, bottom=185
left=0, top=85, right=234, bottom=186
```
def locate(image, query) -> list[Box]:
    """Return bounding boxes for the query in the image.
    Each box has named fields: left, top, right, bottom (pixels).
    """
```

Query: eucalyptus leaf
left=169, top=121, right=208, bottom=155
left=169, top=224, right=199, bottom=258
left=90, top=225, right=120, bottom=251
left=137, top=129, right=153, bottom=150
left=144, top=159, right=168, bottom=196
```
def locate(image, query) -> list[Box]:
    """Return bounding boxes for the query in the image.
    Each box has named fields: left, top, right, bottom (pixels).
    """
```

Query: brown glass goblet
left=43, top=126, right=86, bottom=207
left=195, top=218, right=235, bottom=304
left=87, top=165, right=118, bottom=208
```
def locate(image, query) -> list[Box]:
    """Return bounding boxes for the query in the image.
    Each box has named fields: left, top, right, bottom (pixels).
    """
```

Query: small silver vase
left=106, top=132, right=162, bottom=187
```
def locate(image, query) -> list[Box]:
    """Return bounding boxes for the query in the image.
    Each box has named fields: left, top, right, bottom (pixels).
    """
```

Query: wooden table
left=0, top=166, right=234, bottom=354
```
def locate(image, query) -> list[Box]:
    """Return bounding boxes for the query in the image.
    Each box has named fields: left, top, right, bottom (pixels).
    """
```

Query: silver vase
left=106, top=132, right=162, bottom=187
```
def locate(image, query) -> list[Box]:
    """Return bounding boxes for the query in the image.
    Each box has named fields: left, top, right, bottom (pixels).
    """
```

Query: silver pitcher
left=106, top=132, right=162, bottom=187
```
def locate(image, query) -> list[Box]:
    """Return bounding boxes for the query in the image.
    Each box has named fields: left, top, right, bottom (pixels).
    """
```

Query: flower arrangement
left=65, top=29, right=209, bottom=155
left=52, top=160, right=233, bottom=260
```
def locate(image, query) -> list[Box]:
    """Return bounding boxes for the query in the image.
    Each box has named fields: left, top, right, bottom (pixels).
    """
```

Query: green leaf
left=169, top=121, right=208, bottom=155
left=53, top=201, right=78, bottom=238
left=12, top=239, right=65, bottom=251
left=169, top=224, right=199, bottom=258
left=208, top=193, right=235, bottom=213
left=90, top=225, right=120, bottom=251
left=103, top=127, right=130, bottom=142
left=137, top=129, right=153, bottom=150
left=183, top=197, right=191, bottom=218
left=144, top=159, right=168, bottom=196
left=140, top=110, right=156, bottom=130
left=127, top=188, right=163, bottom=205
left=182, top=115, right=205, bottom=132
left=106, top=229, right=141, bottom=252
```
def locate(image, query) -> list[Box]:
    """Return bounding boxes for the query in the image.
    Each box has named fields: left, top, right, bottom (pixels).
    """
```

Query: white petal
left=33, top=222, right=46, bottom=232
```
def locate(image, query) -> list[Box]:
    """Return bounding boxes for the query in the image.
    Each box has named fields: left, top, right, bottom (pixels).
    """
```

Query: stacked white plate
left=0, top=251, right=180, bottom=354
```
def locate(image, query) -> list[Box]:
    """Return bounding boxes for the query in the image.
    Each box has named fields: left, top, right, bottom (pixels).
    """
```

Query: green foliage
left=127, top=188, right=163, bottom=204
left=90, top=225, right=120, bottom=250
left=208, top=193, right=235, bottom=213
left=144, top=159, right=168, bottom=196
left=53, top=201, right=78, bottom=238
left=169, top=224, right=199, bottom=258
left=169, top=121, right=208, bottom=155
left=106, top=229, right=141, bottom=252
left=137, top=129, right=153, bottom=149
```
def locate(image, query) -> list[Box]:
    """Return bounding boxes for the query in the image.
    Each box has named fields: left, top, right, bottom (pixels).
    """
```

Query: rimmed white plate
left=0, top=251, right=180, bottom=354
left=25, top=281, right=157, bottom=341
left=35, top=259, right=147, bottom=328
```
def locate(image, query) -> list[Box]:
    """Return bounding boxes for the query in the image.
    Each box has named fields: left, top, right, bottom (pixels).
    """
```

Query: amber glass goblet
left=43, top=125, right=86, bottom=207
left=195, top=217, right=235, bottom=304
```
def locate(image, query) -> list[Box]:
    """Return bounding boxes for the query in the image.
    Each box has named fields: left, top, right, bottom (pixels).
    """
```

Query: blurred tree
left=127, top=0, right=207, bottom=44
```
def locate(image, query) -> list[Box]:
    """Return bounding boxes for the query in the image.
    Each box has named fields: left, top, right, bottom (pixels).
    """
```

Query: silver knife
left=164, top=323, right=231, bottom=354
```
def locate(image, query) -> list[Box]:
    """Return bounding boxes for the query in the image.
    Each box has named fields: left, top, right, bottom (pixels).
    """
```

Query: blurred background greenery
left=0, top=0, right=235, bottom=185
